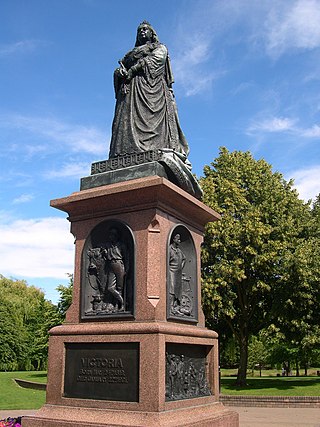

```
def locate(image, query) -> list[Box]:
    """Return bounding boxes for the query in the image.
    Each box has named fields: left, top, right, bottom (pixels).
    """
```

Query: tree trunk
left=296, top=359, right=300, bottom=377
left=236, top=332, right=248, bottom=386
left=285, top=362, right=290, bottom=376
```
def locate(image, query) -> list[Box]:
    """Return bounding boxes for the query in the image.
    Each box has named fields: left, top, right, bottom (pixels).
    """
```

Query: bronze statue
left=110, top=21, right=188, bottom=159
left=108, top=21, right=202, bottom=199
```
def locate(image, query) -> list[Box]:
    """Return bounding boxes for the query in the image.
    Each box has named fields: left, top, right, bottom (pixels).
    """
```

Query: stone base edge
left=22, top=403, right=239, bottom=427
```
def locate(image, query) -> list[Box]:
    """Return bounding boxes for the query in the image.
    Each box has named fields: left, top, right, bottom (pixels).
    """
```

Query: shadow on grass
left=28, top=373, right=47, bottom=380
left=221, top=377, right=320, bottom=391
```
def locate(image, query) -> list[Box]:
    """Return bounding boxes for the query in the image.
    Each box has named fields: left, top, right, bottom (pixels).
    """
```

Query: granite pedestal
left=23, top=176, right=239, bottom=427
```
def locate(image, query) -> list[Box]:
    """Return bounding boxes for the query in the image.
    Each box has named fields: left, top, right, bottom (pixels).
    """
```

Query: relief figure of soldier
left=86, top=226, right=130, bottom=315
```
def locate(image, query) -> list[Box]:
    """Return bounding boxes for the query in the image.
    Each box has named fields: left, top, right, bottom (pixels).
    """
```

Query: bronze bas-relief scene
left=81, top=220, right=134, bottom=319
left=167, top=225, right=198, bottom=322
left=166, top=344, right=211, bottom=401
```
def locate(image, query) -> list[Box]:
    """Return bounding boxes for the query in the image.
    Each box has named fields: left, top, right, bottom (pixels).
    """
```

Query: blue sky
left=1, top=0, right=320, bottom=303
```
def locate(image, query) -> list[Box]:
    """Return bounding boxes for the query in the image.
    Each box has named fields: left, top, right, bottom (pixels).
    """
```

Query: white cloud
left=172, top=37, right=218, bottom=96
left=289, top=166, right=320, bottom=201
left=45, top=162, right=90, bottom=179
left=232, top=81, right=256, bottom=96
left=265, top=0, right=320, bottom=57
left=247, top=117, right=297, bottom=135
left=247, top=116, right=320, bottom=139
left=0, top=114, right=107, bottom=156
left=25, top=144, right=48, bottom=158
left=168, top=0, right=320, bottom=108
left=301, top=124, right=320, bottom=137
left=12, top=193, right=35, bottom=204
left=0, top=217, right=74, bottom=279
left=0, top=40, right=41, bottom=56
left=170, top=0, right=320, bottom=95
left=169, top=1, right=242, bottom=97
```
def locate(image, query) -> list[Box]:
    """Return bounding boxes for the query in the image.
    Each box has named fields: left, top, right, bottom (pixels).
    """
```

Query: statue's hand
left=125, top=68, right=134, bottom=82
left=115, top=67, right=128, bottom=79
left=125, top=57, right=145, bottom=83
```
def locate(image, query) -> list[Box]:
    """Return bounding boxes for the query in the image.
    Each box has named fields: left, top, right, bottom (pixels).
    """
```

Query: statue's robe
left=109, top=42, right=189, bottom=158
left=109, top=41, right=202, bottom=199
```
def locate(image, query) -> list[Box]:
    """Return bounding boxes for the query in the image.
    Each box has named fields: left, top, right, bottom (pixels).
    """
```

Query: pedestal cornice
left=50, top=176, right=220, bottom=230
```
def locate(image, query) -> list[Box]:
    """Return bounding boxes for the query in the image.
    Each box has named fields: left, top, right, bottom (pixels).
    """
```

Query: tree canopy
left=0, top=275, right=72, bottom=371
left=200, top=148, right=317, bottom=385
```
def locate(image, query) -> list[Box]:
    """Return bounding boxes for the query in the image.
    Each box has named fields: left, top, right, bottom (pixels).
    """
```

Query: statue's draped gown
left=109, top=42, right=189, bottom=158
left=109, top=40, right=202, bottom=199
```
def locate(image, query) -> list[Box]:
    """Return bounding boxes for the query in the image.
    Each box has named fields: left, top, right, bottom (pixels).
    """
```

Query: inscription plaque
left=64, top=342, right=139, bottom=402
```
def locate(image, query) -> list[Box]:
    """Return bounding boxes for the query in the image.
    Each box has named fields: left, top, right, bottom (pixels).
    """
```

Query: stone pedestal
left=23, top=176, right=239, bottom=427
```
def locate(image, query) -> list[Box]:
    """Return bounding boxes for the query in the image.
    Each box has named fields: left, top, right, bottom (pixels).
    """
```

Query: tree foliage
left=273, top=197, right=320, bottom=375
left=0, top=275, right=63, bottom=371
left=200, top=148, right=315, bottom=386
left=247, top=335, right=269, bottom=376
left=56, top=273, right=73, bottom=319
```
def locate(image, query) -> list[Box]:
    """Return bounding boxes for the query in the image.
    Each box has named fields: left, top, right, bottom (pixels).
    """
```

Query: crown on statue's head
left=138, top=20, right=152, bottom=28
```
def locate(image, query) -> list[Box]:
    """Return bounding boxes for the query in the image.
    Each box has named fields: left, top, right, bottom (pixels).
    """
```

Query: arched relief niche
left=81, top=219, right=135, bottom=320
left=167, top=225, right=198, bottom=323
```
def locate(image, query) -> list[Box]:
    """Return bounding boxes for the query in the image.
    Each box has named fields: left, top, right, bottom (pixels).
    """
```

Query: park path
left=0, top=407, right=320, bottom=426
left=235, top=406, right=320, bottom=427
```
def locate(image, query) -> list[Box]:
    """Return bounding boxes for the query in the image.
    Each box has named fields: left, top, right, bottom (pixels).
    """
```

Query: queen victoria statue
left=108, top=21, right=202, bottom=199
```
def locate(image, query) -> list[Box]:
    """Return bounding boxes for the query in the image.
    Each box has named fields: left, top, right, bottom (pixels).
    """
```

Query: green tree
left=0, top=298, right=29, bottom=370
left=311, top=194, right=320, bottom=237
left=0, top=275, right=62, bottom=371
left=0, top=276, right=42, bottom=370
left=28, top=298, right=63, bottom=370
left=56, top=274, right=73, bottom=319
left=247, top=335, right=269, bottom=377
left=201, top=148, right=310, bottom=386
left=274, top=207, right=320, bottom=375
left=220, top=336, right=239, bottom=368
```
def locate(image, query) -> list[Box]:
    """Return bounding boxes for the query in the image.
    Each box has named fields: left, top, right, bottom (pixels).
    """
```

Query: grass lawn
left=0, top=370, right=319, bottom=409
left=221, top=376, right=320, bottom=396
left=0, top=371, right=47, bottom=410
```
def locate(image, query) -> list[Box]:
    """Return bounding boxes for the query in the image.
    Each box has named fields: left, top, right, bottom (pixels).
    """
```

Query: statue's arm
left=125, top=57, right=145, bottom=81
left=126, top=44, right=168, bottom=81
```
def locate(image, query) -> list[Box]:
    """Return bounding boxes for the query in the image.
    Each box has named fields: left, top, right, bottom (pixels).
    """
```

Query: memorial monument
left=23, top=22, right=239, bottom=427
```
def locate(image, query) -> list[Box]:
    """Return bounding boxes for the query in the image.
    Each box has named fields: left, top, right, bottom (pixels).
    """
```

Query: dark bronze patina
left=81, top=220, right=135, bottom=319
left=165, top=343, right=211, bottom=401
left=167, top=225, right=198, bottom=322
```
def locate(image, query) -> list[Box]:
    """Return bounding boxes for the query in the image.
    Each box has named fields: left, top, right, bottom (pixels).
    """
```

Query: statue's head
left=108, top=227, right=120, bottom=244
left=135, top=21, right=159, bottom=46
left=172, top=233, right=181, bottom=246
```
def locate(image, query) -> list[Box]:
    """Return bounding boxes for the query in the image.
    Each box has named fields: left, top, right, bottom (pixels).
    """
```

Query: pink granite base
left=23, top=177, right=238, bottom=427
left=23, top=322, right=239, bottom=426
left=23, top=403, right=239, bottom=426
